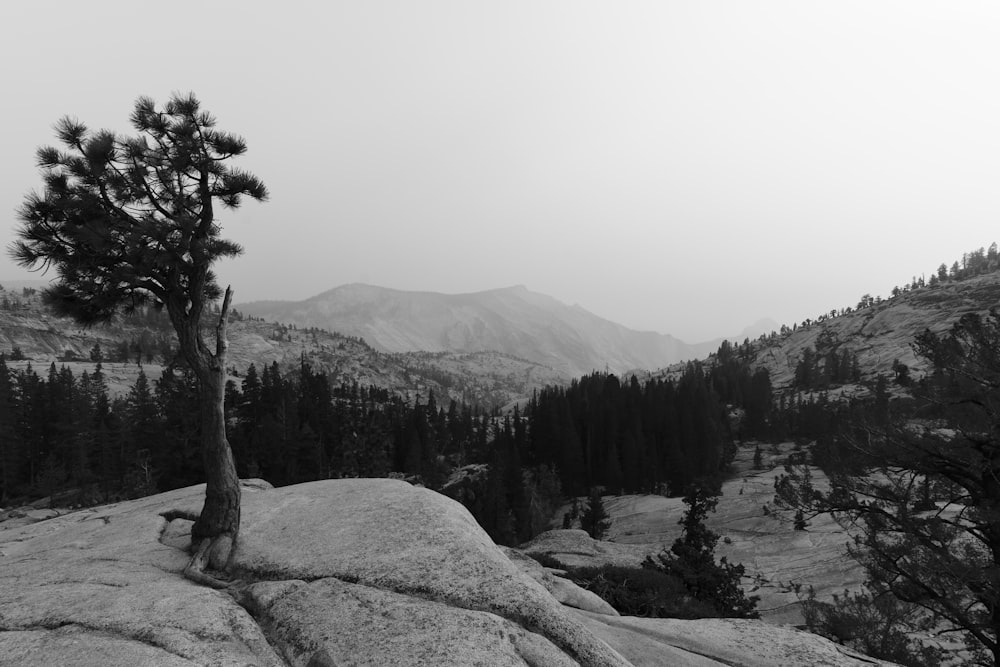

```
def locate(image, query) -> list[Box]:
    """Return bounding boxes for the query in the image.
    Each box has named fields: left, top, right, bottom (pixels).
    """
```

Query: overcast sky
left=2, top=2, right=998, bottom=342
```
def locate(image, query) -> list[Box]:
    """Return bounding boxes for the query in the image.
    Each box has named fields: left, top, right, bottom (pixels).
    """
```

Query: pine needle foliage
left=10, top=92, right=267, bottom=327
left=644, top=482, right=759, bottom=618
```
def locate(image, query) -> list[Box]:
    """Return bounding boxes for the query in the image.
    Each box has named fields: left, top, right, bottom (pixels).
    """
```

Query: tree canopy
left=11, top=93, right=267, bottom=331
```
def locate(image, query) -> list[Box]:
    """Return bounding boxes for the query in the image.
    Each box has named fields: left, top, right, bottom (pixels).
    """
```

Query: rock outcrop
left=0, top=478, right=894, bottom=666
left=749, top=272, right=1000, bottom=389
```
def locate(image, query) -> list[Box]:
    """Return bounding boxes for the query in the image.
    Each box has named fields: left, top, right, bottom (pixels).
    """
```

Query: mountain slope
left=649, top=270, right=1000, bottom=396
left=0, top=289, right=565, bottom=408
left=749, top=272, right=1000, bottom=390
left=237, top=284, right=716, bottom=378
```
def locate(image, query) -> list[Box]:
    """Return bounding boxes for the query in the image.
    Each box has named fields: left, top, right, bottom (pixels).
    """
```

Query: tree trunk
left=184, top=287, right=241, bottom=582
left=190, top=363, right=241, bottom=560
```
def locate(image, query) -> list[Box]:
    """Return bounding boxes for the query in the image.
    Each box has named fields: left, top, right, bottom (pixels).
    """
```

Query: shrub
left=568, top=565, right=718, bottom=619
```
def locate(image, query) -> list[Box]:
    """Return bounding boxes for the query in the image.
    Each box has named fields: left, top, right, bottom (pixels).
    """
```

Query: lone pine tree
left=644, top=483, right=759, bottom=618
left=581, top=488, right=611, bottom=540
left=9, top=93, right=267, bottom=586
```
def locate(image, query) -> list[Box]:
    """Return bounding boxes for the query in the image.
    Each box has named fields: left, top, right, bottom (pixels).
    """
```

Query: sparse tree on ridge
left=9, top=93, right=267, bottom=587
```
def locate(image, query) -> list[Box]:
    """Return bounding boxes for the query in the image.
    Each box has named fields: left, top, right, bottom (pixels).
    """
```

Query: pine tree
left=9, top=93, right=267, bottom=585
left=581, top=488, right=611, bottom=540
left=124, top=370, right=160, bottom=498
left=644, top=483, right=759, bottom=618
left=0, top=355, right=20, bottom=502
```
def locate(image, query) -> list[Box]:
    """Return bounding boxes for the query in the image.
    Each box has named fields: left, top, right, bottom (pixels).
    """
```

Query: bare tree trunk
left=190, top=364, right=241, bottom=556
left=184, top=287, right=241, bottom=587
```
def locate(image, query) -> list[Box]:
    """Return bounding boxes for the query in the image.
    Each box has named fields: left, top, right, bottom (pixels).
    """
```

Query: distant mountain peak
left=236, top=284, right=717, bottom=377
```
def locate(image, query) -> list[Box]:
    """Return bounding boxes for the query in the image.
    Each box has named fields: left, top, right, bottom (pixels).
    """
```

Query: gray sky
left=2, top=2, right=998, bottom=342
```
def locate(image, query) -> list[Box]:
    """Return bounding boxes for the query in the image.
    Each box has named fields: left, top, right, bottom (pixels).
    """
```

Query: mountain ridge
left=237, top=283, right=722, bottom=378
left=0, top=287, right=566, bottom=409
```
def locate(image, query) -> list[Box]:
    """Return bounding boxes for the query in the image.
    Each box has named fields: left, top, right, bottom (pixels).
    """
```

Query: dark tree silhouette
left=9, top=93, right=267, bottom=587
left=581, top=488, right=611, bottom=540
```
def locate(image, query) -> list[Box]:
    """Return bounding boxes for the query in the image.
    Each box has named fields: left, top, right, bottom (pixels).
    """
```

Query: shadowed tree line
left=0, top=356, right=742, bottom=548
left=0, top=356, right=486, bottom=505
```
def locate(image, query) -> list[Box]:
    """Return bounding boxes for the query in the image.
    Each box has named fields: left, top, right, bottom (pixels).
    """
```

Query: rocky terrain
left=0, top=478, right=894, bottom=666
left=237, top=283, right=721, bottom=378
left=727, top=271, right=1000, bottom=390
left=527, top=443, right=868, bottom=626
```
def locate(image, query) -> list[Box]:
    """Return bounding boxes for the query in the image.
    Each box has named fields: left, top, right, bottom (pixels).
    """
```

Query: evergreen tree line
left=0, top=355, right=743, bottom=550
left=705, top=339, right=773, bottom=440
left=0, top=356, right=490, bottom=506
left=461, top=364, right=748, bottom=544
left=524, top=365, right=735, bottom=498
left=792, top=345, right=862, bottom=390
left=700, top=337, right=902, bottom=463
left=741, top=241, right=1000, bottom=345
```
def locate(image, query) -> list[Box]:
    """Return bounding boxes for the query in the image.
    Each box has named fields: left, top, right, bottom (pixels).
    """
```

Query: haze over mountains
left=237, top=284, right=740, bottom=378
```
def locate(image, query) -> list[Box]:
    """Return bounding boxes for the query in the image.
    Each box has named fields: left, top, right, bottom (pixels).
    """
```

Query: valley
left=3, top=251, right=1000, bottom=665
left=540, top=442, right=866, bottom=626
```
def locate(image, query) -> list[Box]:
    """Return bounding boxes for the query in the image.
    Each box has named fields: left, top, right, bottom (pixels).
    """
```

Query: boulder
left=242, top=578, right=577, bottom=667
left=0, top=506, right=65, bottom=529
left=503, top=547, right=619, bottom=616
left=229, top=478, right=629, bottom=667
left=520, top=528, right=654, bottom=569
left=0, top=481, right=284, bottom=667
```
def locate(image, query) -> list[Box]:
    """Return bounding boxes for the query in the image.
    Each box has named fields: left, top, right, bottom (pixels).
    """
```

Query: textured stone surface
left=751, top=272, right=1000, bottom=390
left=542, top=442, right=866, bottom=625
left=0, top=481, right=284, bottom=667
left=1, top=476, right=897, bottom=666
left=503, top=547, right=619, bottom=616
left=242, top=578, right=578, bottom=667
left=0, top=626, right=200, bottom=667
left=520, top=528, right=654, bottom=570
left=231, top=478, right=629, bottom=667
left=576, top=612, right=897, bottom=667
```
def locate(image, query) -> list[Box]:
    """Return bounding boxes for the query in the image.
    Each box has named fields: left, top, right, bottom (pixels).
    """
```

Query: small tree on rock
left=9, top=93, right=267, bottom=587
left=581, top=488, right=611, bottom=540
left=644, top=482, right=759, bottom=618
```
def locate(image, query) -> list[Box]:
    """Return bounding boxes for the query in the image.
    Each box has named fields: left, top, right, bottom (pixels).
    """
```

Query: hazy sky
left=2, top=2, right=998, bottom=342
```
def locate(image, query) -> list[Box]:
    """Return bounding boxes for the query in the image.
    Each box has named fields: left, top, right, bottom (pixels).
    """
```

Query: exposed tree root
left=183, top=536, right=241, bottom=590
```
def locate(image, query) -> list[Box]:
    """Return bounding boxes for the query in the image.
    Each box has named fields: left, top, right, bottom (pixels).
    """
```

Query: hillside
left=0, top=287, right=564, bottom=408
left=648, top=270, right=1000, bottom=398
left=752, top=272, right=1000, bottom=390
left=237, top=283, right=719, bottom=378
